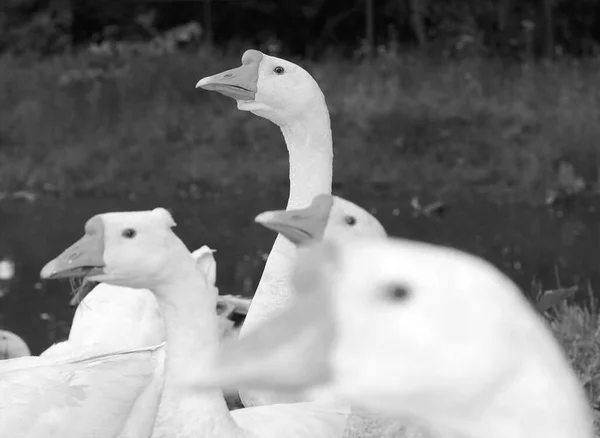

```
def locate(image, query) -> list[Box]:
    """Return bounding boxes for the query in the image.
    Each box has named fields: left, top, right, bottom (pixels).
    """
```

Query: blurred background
left=0, top=0, right=599, bottom=360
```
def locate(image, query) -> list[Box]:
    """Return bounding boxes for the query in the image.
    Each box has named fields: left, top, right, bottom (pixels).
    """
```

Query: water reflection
left=0, top=258, right=15, bottom=299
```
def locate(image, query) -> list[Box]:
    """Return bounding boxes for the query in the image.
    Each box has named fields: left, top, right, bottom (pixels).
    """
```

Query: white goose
left=0, top=231, right=168, bottom=437
left=40, top=207, right=350, bottom=438
left=188, top=236, right=596, bottom=438
left=40, top=248, right=240, bottom=438
left=197, top=49, right=333, bottom=407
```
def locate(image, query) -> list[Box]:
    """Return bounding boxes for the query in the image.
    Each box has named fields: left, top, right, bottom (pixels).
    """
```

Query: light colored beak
left=190, top=291, right=334, bottom=393
left=40, top=217, right=106, bottom=280
left=188, top=241, right=341, bottom=394
left=255, top=194, right=334, bottom=245
left=196, top=49, right=263, bottom=101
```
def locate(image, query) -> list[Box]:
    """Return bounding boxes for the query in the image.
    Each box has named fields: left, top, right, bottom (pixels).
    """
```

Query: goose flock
left=0, top=49, right=596, bottom=438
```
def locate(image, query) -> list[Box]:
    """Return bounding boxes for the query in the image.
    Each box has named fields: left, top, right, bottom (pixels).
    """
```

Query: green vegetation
left=549, top=292, right=600, bottom=432
left=1, top=47, right=599, bottom=202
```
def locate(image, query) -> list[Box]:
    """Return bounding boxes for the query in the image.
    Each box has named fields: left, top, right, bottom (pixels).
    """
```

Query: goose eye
left=122, top=228, right=137, bottom=239
left=273, top=66, right=285, bottom=74
left=384, top=284, right=411, bottom=302
left=344, top=215, right=357, bottom=226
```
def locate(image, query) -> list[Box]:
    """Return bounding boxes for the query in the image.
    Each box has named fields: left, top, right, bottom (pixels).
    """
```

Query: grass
left=548, top=290, right=600, bottom=434
left=0, top=46, right=599, bottom=202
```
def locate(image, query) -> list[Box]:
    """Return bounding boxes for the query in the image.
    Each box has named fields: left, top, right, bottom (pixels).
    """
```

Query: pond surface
left=1, top=188, right=599, bottom=355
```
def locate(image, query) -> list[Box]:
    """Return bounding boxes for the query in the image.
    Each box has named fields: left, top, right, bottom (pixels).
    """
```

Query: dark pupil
left=388, top=285, right=410, bottom=301
left=274, top=66, right=284, bottom=74
left=345, top=215, right=357, bottom=226
left=122, top=229, right=136, bottom=238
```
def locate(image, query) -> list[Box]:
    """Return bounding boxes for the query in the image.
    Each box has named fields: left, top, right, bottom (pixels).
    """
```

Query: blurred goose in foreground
left=197, top=49, right=334, bottom=407
left=40, top=208, right=352, bottom=438
left=187, top=237, right=596, bottom=438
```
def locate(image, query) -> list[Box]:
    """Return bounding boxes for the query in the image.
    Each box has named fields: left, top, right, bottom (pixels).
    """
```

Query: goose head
left=255, top=193, right=387, bottom=245
left=196, top=49, right=326, bottom=126
left=40, top=208, right=214, bottom=292
left=188, top=237, right=593, bottom=438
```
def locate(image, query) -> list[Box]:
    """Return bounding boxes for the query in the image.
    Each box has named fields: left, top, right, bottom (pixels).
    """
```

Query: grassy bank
left=550, top=298, right=600, bottom=432
left=1, top=47, right=599, bottom=202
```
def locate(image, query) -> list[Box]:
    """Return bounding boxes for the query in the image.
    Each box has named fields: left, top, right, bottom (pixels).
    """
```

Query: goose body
left=189, top=236, right=596, bottom=438
left=40, top=207, right=351, bottom=438
left=42, top=285, right=163, bottom=360
left=37, top=283, right=167, bottom=438
left=2, top=241, right=166, bottom=438
left=197, top=49, right=333, bottom=407
left=0, top=343, right=164, bottom=438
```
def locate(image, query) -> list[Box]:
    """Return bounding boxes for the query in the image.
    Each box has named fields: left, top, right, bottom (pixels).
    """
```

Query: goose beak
left=255, top=194, right=334, bottom=245
left=187, top=242, right=340, bottom=394
left=40, top=216, right=106, bottom=280
left=196, top=49, right=263, bottom=101
left=190, top=290, right=335, bottom=394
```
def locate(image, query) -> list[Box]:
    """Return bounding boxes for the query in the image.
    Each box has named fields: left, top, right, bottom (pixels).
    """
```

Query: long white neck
left=282, top=105, right=333, bottom=209
left=153, top=258, right=247, bottom=438
left=242, top=100, right=333, bottom=338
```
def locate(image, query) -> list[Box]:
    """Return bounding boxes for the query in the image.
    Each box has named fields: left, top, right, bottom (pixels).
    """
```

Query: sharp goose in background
left=188, top=237, right=596, bottom=438
left=197, top=49, right=333, bottom=407
left=40, top=208, right=350, bottom=438
left=0, top=329, right=31, bottom=359
left=40, top=248, right=245, bottom=438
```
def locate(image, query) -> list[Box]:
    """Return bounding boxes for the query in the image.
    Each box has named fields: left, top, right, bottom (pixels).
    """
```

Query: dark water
left=1, top=189, right=599, bottom=355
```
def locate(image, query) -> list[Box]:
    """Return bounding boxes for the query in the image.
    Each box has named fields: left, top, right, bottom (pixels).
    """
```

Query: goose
left=1, top=255, right=165, bottom=438
left=40, top=207, right=350, bottom=438
left=0, top=329, right=31, bottom=359
left=40, top=248, right=236, bottom=438
left=197, top=49, right=333, bottom=407
left=186, top=236, right=596, bottom=438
